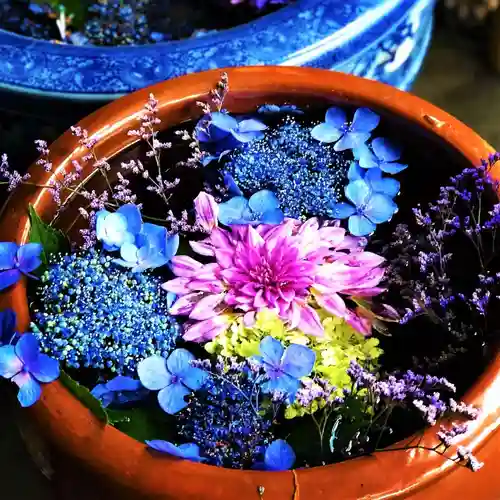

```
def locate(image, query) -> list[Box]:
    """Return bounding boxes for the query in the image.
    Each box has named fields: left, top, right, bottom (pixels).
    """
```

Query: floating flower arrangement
left=0, top=0, right=290, bottom=46
left=0, top=73, right=498, bottom=474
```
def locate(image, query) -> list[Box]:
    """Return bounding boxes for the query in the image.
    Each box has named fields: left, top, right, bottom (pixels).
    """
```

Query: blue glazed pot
left=0, top=0, right=434, bottom=100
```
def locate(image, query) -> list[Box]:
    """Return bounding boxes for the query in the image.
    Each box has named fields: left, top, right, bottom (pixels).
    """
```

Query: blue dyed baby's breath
left=223, top=118, right=350, bottom=219
left=33, top=250, right=180, bottom=375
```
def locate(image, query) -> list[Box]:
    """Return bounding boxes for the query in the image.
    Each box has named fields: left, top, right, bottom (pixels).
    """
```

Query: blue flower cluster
left=312, top=107, right=408, bottom=236
left=176, top=358, right=274, bottom=469
left=0, top=309, right=60, bottom=408
left=223, top=118, right=350, bottom=219
left=84, top=0, right=161, bottom=46
left=33, top=250, right=181, bottom=375
left=96, top=204, right=178, bottom=272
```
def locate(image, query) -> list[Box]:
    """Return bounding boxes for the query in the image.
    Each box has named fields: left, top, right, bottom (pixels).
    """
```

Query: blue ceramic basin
left=0, top=0, right=434, bottom=100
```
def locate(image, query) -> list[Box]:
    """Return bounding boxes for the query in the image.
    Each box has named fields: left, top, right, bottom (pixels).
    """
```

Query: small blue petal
left=258, top=336, right=285, bottom=368
left=179, top=366, right=207, bottom=392
left=218, top=197, right=248, bottom=226
left=166, top=292, right=177, bottom=309
left=334, top=132, right=371, bottom=152
left=371, top=137, right=401, bottom=162
left=137, top=355, right=172, bottom=391
left=364, top=193, right=398, bottom=224
left=210, top=112, right=239, bottom=133
left=248, top=190, right=280, bottom=214
left=28, top=353, right=60, bottom=383
left=260, top=208, right=285, bottom=224
left=14, top=334, right=40, bottom=367
left=157, top=382, right=190, bottom=414
left=166, top=349, right=193, bottom=376
left=325, top=107, right=347, bottom=128
left=355, top=144, right=379, bottom=169
left=264, top=440, right=296, bottom=471
left=120, top=242, right=139, bottom=264
left=106, top=375, right=142, bottom=392
left=348, top=214, right=376, bottom=236
left=117, top=204, right=143, bottom=235
left=282, top=344, right=316, bottom=379
left=257, top=104, right=281, bottom=114
left=164, top=233, right=179, bottom=262
left=0, top=242, right=18, bottom=270
left=146, top=440, right=205, bottom=462
left=0, top=345, right=22, bottom=378
left=223, top=173, right=243, bottom=197
left=12, top=372, right=42, bottom=407
left=347, top=162, right=365, bottom=181
left=310, top=123, right=342, bottom=143
left=237, top=118, right=267, bottom=133
left=330, top=202, right=356, bottom=219
left=351, top=108, right=380, bottom=132
left=379, top=161, right=408, bottom=175
left=16, top=243, right=42, bottom=274
left=0, top=269, right=22, bottom=291
left=345, top=179, right=372, bottom=207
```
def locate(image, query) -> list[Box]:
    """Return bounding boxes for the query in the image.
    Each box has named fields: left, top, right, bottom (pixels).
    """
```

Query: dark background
left=1, top=11, right=500, bottom=499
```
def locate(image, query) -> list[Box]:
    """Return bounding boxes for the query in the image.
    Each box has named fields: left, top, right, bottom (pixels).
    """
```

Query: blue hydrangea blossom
left=146, top=440, right=205, bottom=462
left=114, top=223, right=179, bottom=273
left=264, top=439, right=296, bottom=471
left=96, top=204, right=142, bottom=251
left=331, top=178, right=398, bottom=236
left=0, top=242, right=42, bottom=291
left=91, top=375, right=148, bottom=408
left=0, top=333, right=59, bottom=407
left=196, top=112, right=267, bottom=152
left=218, top=190, right=284, bottom=226
left=254, top=336, right=315, bottom=403
left=96, top=204, right=177, bottom=272
left=311, top=107, right=380, bottom=151
left=354, top=137, right=407, bottom=174
left=348, top=162, right=400, bottom=198
left=138, top=349, right=207, bottom=414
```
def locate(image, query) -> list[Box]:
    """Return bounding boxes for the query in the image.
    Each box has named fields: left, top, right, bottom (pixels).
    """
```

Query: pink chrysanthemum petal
left=183, top=316, right=230, bottom=342
left=170, top=256, right=203, bottom=277
left=296, top=304, right=324, bottom=336
left=189, top=240, right=215, bottom=256
left=161, top=277, right=191, bottom=294
left=313, top=291, right=347, bottom=317
left=189, top=293, right=226, bottom=321
left=169, top=292, right=206, bottom=315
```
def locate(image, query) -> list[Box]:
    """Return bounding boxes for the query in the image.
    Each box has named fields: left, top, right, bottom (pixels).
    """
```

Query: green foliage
left=31, top=0, right=86, bottom=28
left=28, top=205, right=69, bottom=268
left=107, top=407, right=176, bottom=443
left=59, top=370, right=108, bottom=423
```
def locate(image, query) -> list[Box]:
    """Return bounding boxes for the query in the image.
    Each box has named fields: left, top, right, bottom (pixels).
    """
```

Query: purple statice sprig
left=381, top=157, right=500, bottom=366
left=176, top=355, right=283, bottom=469
left=345, top=361, right=482, bottom=471
left=174, top=73, right=230, bottom=170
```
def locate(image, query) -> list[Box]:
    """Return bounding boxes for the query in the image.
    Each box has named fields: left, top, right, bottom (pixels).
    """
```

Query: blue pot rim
left=0, top=0, right=424, bottom=97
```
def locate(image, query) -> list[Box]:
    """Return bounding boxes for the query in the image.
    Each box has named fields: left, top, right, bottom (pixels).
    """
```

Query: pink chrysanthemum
left=162, top=192, right=387, bottom=342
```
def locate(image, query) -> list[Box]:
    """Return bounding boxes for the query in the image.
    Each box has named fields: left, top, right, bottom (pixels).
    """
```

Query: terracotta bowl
left=1, top=67, right=500, bottom=500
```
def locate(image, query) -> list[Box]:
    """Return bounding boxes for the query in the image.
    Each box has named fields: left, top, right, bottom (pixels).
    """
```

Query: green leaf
left=30, top=0, right=87, bottom=28
left=28, top=204, right=69, bottom=267
left=59, top=371, right=108, bottom=423
left=107, top=407, right=176, bottom=443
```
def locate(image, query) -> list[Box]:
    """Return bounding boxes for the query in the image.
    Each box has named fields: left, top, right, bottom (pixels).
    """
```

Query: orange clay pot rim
left=3, top=67, right=500, bottom=499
